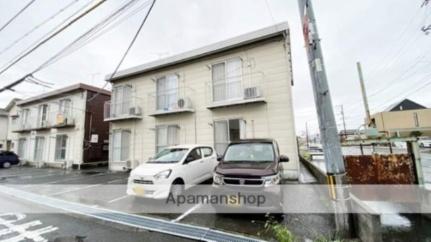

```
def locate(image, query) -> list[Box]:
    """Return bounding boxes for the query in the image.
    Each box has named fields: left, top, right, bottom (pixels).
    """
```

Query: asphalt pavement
left=0, top=165, right=333, bottom=241
left=0, top=191, right=192, bottom=242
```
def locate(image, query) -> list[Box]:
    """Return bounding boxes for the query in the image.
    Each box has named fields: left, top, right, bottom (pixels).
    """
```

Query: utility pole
left=339, top=105, right=347, bottom=140
left=298, top=0, right=351, bottom=238
left=305, top=122, right=310, bottom=149
left=357, top=62, right=371, bottom=126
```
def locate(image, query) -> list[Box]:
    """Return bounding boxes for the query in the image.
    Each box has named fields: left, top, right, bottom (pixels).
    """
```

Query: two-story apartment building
left=0, top=108, right=8, bottom=151
left=105, top=22, right=299, bottom=179
left=12, top=83, right=110, bottom=169
left=0, top=98, right=21, bottom=151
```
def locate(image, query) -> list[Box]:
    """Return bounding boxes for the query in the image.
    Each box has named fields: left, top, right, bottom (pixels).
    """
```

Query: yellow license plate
left=133, top=186, right=145, bottom=195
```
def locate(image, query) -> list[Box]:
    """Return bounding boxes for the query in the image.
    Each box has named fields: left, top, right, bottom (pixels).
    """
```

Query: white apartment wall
left=110, top=37, right=299, bottom=179
left=0, top=115, right=7, bottom=151
left=7, top=104, right=19, bottom=152
left=15, top=91, right=87, bottom=167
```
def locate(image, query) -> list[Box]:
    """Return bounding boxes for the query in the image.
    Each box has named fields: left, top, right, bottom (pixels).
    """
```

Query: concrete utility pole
left=357, top=62, right=371, bottom=126
left=298, top=0, right=352, bottom=238
left=305, top=122, right=310, bottom=148
left=339, top=105, right=347, bottom=140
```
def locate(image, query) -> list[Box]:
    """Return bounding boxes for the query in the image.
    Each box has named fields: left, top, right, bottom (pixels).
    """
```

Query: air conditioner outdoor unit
left=177, top=97, right=193, bottom=109
left=244, top=87, right=261, bottom=99
left=129, top=106, right=142, bottom=116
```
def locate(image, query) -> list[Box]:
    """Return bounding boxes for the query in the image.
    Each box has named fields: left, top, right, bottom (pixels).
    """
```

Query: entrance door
left=214, top=119, right=246, bottom=156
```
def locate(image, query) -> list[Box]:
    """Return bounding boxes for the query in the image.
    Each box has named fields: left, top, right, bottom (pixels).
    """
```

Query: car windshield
left=148, top=148, right=188, bottom=163
left=223, top=143, right=275, bottom=163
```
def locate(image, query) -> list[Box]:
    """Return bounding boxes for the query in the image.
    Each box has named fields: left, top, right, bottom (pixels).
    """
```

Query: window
left=201, top=147, right=213, bottom=157
left=214, top=119, right=246, bottom=155
left=156, top=125, right=179, bottom=154
left=38, top=104, right=49, bottom=127
left=212, top=58, right=242, bottom=102
left=55, top=135, right=68, bottom=161
left=34, top=137, right=45, bottom=161
left=111, top=130, right=130, bottom=161
left=185, top=148, right=202, bottom=164
left=59, top=99, right=72, bottom=117
left=111, top=85, right=132, bottom=117
left=156, top=75, right=178, bottom=111
left=17, top=138, right=26, bottom=158
left=21, top=109, right=30, bottom=127
left=224, top=143, right=275, bottom=163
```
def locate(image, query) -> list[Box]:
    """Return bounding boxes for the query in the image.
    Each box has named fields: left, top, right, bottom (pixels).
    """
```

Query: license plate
left=133, top=186, right=145, bottom=195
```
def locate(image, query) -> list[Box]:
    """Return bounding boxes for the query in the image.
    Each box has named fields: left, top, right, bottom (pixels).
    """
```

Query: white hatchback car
left=127, top=144, right=217, bottom=199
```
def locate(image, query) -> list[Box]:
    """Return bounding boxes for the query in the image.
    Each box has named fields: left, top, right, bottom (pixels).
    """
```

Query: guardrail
left=104, top=100, right=142, bottom=121
left=147, top=86, right=194, bottom=116
left=205, top=72, right=266, bottom=108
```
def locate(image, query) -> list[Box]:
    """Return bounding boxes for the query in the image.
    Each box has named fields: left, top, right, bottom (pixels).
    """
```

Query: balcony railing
left=13, top=112, right=75, bottom=132
left=206, top=72, right=266, bottom=109
left=148, top=87, right=194, bottom=116
left=104, top=99, right=142, bottom=121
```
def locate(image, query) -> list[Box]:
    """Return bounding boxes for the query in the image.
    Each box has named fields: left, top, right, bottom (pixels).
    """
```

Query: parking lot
left=0, top=165, right=335, bottom=241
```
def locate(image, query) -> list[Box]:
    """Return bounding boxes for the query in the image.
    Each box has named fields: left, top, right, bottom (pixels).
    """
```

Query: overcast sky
left=0, top=0, right=430, bottom=135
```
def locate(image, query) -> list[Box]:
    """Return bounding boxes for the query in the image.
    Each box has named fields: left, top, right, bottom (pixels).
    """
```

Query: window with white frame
left=38, top=104, right=49, bottom=127
left=212, top=58, right=242, bottom=102
left=59, top=99, right=72, bottom=117
left=111, top=130, right=131, bottom=162
left=34, top=136, right=45, bottom=161
left=156, top=74, right=178, bottom=111
left=21, top=109, right=30, bottom=128
left=156, top=125, right=179, bottom=154
left=55, top=135, right=68, bottom=161
left=17, top=138, right=26, bottom=158
left=214, top=119, right=246, bottom=155
left=111, top=85, right=132, bottom=117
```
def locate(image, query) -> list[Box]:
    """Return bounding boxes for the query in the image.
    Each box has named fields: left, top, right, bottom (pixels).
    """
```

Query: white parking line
left=171, top=203, right=202, bottom=223
left=48, top=184, right=103, bottom=196
left=107, top=195, right=130, bottom=204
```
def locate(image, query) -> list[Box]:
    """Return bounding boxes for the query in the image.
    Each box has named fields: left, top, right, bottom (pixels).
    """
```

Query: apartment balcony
left=12, top=112, right=75, bottom=132
left=50, top=113, right=75, bottom=129
left=148, top=87, right=195, bottom=116
left=12, top=123, right=33, bottom=133
left=104, top=100, right=143, bottom=121
left=206, top=72, right=266, bottom=109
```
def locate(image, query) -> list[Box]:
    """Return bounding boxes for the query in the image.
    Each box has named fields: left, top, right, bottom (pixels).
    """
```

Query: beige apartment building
left=370, top=99, right=431, bottom=137
left=105, top=22, right=299, bottom=179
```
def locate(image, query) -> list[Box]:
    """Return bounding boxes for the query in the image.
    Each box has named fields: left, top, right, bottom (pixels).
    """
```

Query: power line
left=0, top=0, right=94, bottom=73
left=34, top=0, right=149, bottom=73
left=0, top=0, right=107, bottom=77
left=0, top=0, right=36, bottom=33
left=87, top=0, right=157, bottom=102
left=0, top=0, right=80, bottom=56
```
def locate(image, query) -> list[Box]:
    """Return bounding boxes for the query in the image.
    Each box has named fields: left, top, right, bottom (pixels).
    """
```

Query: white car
left=127, top=144, right=217, bottom=199
left=419, top=139, right=431, bottom=148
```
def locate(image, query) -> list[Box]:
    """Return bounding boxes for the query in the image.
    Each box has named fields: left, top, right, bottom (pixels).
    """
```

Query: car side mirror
left=280, top=155, right=289, bottom=162
left=217, top=155, right=223, bottom=162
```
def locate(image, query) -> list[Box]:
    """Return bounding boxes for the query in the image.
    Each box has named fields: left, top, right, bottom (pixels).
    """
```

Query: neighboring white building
left=1, top=98, right=22, bottom=151
left=12, top=84, right=111, bottom=169
left=0, top=108, right=8, bottom=151
left=105, top=22, right=299, bottom=179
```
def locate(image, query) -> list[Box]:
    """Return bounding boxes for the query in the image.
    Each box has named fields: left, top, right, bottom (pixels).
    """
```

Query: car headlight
left=154, top=169, right=172, bottom=180
left=213, top=173, right=223, bottom=185
left=263, top=174, right=280, bottom=186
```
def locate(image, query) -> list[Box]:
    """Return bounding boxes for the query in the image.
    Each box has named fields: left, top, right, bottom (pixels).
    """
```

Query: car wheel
left=170, top=182, right=184, bottom=197
left=2, top=162, right=11, bottom=168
